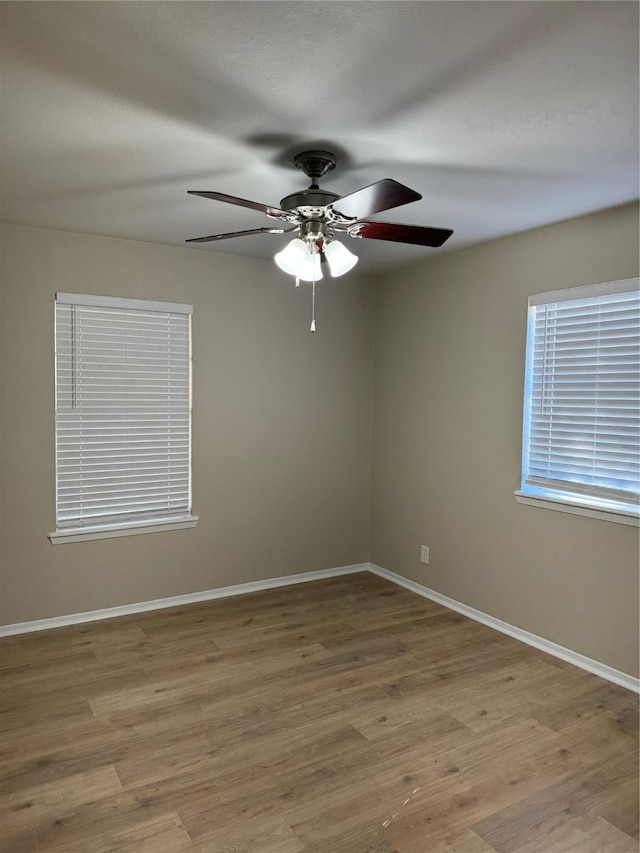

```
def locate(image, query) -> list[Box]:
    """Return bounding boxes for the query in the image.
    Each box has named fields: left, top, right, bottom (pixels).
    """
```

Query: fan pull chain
left=295, top=277, right=300, bottom=288
left=310, top=280, right=316, bottom=333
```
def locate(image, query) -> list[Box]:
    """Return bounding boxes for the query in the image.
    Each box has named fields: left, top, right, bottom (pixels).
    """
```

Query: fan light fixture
left=274, top=237, right=358, bottom=280
left=273, top=234, right=358, bottom=332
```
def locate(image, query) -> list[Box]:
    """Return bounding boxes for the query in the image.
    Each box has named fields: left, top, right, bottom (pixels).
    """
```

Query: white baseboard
left=2, top=560, right=637, bottom=694
left=368, top=563, right=640, bottom=694
left=0, top=563, right=367, bottom=638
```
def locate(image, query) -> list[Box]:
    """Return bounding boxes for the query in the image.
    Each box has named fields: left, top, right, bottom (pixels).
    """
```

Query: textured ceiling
left=1, top=1, right=638, bottom=272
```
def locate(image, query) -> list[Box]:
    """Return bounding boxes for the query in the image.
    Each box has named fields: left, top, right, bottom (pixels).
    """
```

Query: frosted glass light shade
left=275, top=239, right=323, bottom=281
left=274, top=238, right=307, bottom=276
left=324, top=240, right=359, bottom=277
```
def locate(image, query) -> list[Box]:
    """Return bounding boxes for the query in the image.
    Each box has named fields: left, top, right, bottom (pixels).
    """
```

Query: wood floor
left=1, top=572, right=638, bottom=852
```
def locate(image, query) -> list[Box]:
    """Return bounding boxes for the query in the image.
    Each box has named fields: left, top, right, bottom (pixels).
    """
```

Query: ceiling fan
left=186, top=150, right=453, bottom=332
left=186, top=149, right=453, bottom=330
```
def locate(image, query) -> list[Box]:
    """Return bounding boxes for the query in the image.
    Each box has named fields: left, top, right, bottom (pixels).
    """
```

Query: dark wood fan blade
left=348, top=221, right=453, bottom=247
left=187, top=191, right=292, bottom=220
left=186, top=227, right=283, bottom=243
left=328, top=179, right=421, bottom=221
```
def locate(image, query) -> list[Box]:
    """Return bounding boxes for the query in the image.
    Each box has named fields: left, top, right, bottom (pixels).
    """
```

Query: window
left=516, top=278, right=639, bottom=525
left=49, top=293, right=197, bottom=543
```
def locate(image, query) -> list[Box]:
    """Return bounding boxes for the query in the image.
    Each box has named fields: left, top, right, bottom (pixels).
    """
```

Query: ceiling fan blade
left=186, top=226, right=293, bottom=243
left=187, top=191, right=292, bottom=220
left=348, top=221, right=453, bottom=247
left=328, top=179, right=421, bottom=221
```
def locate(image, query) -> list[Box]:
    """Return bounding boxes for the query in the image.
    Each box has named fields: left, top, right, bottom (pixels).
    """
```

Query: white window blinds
left=521, top=278, right=639, bottom=515
left=54, top=293, right=193, bottom=531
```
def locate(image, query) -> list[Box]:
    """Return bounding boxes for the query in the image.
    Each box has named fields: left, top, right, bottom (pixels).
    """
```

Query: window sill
left=514, top=492, right=638, bottom=527
left=48, top=515, right=199, bottom=544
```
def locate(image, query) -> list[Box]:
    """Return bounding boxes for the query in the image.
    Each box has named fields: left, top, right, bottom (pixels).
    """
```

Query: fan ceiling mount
left=186, top=149, right=453, bottom=279
left=293, top=149, right=337, bottom=181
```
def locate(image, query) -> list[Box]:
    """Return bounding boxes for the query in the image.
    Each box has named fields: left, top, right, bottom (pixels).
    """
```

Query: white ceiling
left=1, top=1, right=638, bottom=272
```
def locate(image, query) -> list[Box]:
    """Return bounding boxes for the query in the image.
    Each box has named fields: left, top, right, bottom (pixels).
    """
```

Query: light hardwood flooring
left=1, top=572, right=638, bottom=852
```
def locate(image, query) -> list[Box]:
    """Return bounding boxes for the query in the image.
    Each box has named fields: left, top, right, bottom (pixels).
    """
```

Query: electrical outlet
left=420, top=545, right=430, bottom=564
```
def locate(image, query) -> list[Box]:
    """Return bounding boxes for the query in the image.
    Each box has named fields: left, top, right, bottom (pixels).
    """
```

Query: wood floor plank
left=41, top=811, right=195, bottom=853
left=11, top=789, right=201, bottom=853
left=510, top=813, right=639, bottom=853
left=1, top=764, right=123, bottom=839
left=0, top=694, right=95, bottom=736
left=0, top=715, right=113, bottom=767
left=1, top=572, right=637, bottom=851
left=1, top=721, right=127, bottom=795
left=190, top=813, right=303, bottom=853
left=429, top=830, right=499, bottom=852
left=531, top=680, right=639, bottom=733
left=284, top=779, right=404, bottom=847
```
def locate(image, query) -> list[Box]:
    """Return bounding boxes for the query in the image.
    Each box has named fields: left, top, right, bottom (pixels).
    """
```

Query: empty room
left=0, top=2, right=638, bottom=851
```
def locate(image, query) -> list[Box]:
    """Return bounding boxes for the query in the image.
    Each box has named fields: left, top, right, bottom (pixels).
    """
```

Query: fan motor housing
left=280, top=187, right=340, bottom=213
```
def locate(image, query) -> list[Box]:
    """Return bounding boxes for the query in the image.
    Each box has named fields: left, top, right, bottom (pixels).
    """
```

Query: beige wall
left=0, top=224, right=374, bottom=623
left=371, top=202, right=639, bottom=677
